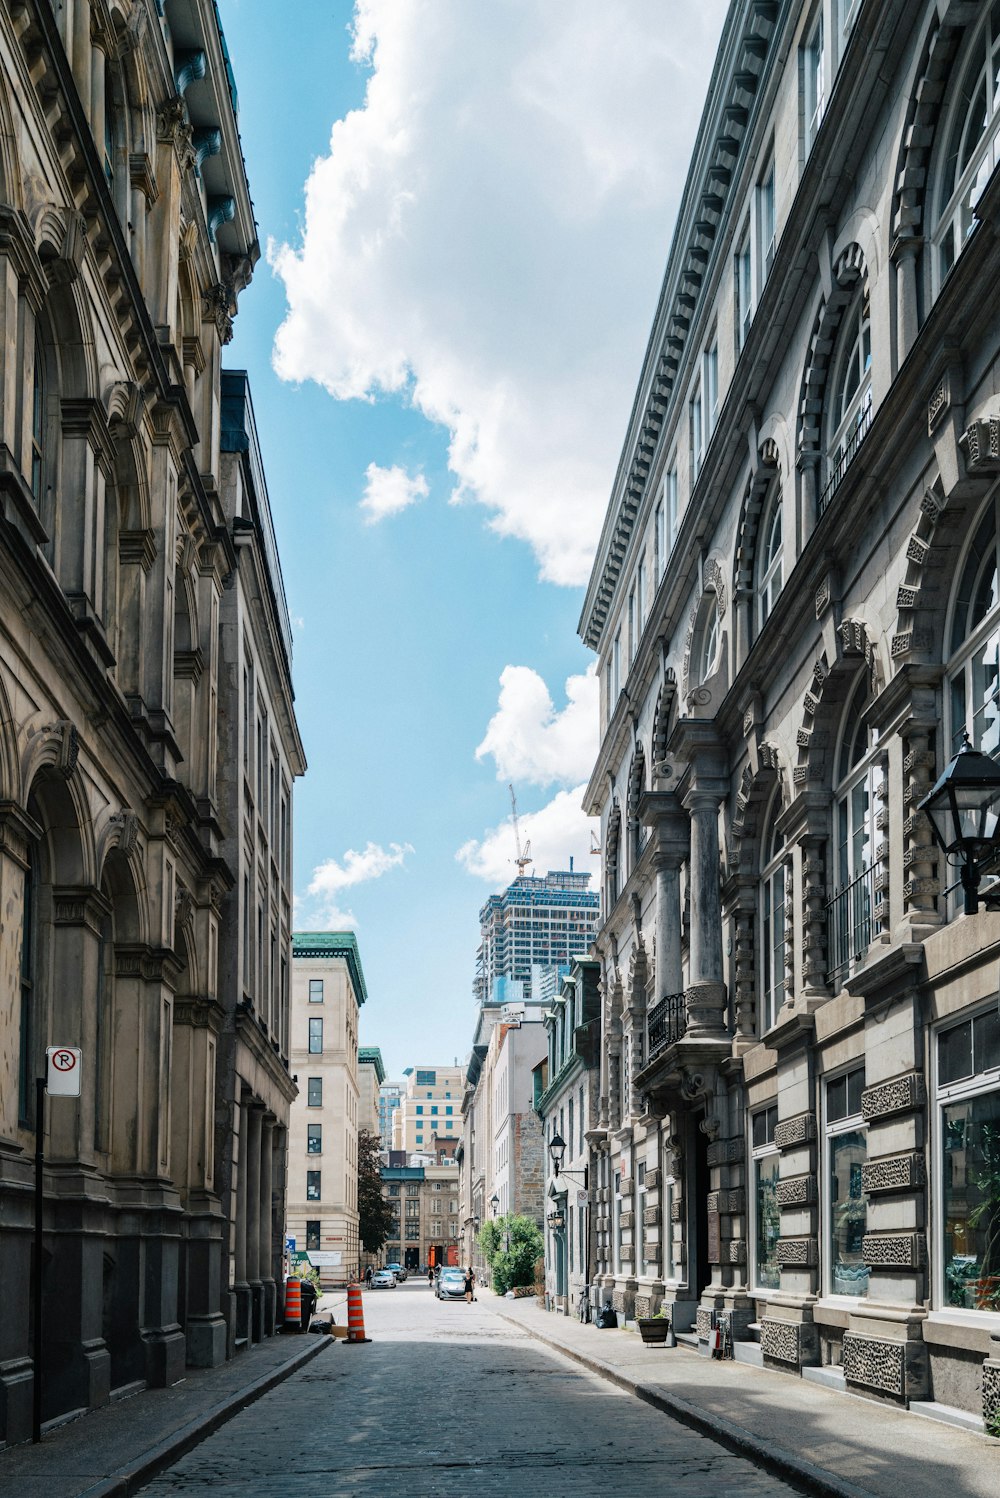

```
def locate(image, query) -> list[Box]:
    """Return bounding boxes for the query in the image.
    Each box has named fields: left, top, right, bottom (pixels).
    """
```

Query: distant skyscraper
left=474, top=868, right=599, bottom=1005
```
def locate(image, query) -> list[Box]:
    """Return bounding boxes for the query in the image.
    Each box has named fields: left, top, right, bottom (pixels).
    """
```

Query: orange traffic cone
left=345, top=1279, right=371, bottom=1343
left=284, top=1277, right=302, bottom=1330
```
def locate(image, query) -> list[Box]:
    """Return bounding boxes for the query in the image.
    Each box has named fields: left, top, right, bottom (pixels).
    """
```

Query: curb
left=495, top=1307, right=877, bottom=1498
left=74, top=1335, right=333, bottom=1498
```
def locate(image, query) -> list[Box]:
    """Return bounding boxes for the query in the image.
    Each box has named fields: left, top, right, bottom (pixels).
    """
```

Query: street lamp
left=489, top=1192, right=500, bottom=1216
left=547, top=1132, right=587, bottom=1184
left=918, top=736, right=1000, bottom=915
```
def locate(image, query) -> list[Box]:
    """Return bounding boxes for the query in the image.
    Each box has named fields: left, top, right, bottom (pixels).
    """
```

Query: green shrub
left=478, top=1214, right=544, bottom=1295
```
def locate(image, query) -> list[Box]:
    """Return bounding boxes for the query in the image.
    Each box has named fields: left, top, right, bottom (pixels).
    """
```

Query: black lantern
left=489, top=1192, right=499, bottom=1216
left=918, top=737, right=1000, bottom=914
left=548, top=1131, right=567, bottom=1176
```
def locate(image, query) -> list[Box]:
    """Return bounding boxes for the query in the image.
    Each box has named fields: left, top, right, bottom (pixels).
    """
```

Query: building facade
left=358, top=1047, right=385, bottom=1139
left=580, top=0, right=1000, bottom=1426
left=473, top=869, right=600, bottom=1005
left=538, top=959, right=601, bottom=1315
left=0, top=0, right=305, bottom=1446
left=391, top=1064, right=464, bottom=1155
left=378, top=1080, right=402, bottom=1151
left=287, top=934, right=367, bottom=1287
left=382, top=1162, right=461, bottom=1272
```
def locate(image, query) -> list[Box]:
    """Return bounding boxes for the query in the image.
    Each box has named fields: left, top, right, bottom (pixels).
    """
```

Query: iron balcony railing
left=818, top=401, right=873, bottom=519
left=647, top=993, right=687, bottom=1061
left=825, top=863, right=875, bottom=988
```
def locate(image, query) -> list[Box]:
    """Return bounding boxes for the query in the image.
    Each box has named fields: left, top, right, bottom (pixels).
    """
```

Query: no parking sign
left=46, top=1046, right=82, bottom=1097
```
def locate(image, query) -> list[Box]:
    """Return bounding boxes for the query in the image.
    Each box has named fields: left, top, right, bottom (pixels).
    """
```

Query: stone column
left=891, top=236, right=923, bottom=367
left=259, top=1116, right=276, bottom=1336
left=72, top=0, right=92, bottom=120
left=683, top=775, right=728, bottom=1035
left=233, top=1094, right=250, bottom=1345
left=246, top=1105, right=263, bottom=1341
left=641, top=793, right=688, bottom=1003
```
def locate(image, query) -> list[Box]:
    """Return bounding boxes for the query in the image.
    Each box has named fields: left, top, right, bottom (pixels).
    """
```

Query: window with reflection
left=757, top=482, right=783, bottom=629
left=949, top=495, right=1000, bottom=757
left=752, top=1105, right=780, bottom=1290
left=695, top=593, right=721, bottom=684
left=760, top=797, right=786, bottom=1034
left=826, top=1065, right=868, bottom=1296
left=828, top=671, right=878, bottom=986
left=934, top=3, right=1000, bottom=285
left=938, top=1007, right=1000, bottom=1313
left=826, top=280, right=872, bottom=486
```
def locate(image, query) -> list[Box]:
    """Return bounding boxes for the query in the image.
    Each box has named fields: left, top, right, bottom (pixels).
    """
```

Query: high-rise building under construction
left=473, top=868, right=599, bottom=1005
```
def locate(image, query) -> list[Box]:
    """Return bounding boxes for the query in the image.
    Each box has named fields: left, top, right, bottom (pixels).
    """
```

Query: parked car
left=436, top=1269, right=467, bottom=1301
left=385, top=1262, right=407, bottom=1282
left=371, top=1269, right=396, bottom=1288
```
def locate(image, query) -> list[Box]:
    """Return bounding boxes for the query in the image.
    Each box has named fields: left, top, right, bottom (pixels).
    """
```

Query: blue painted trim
left=192, top=127, right=223, bottom=173
left=207, top=194, right=235, bottom=243
left=174, top=49, right=207, bottom=97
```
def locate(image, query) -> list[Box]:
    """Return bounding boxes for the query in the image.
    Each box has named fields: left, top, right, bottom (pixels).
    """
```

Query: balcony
left=818, top=401, right=873, bottom=519
left=825, top=863, right=875, bottom=988
left=647, top=993, right=687, bottom=1062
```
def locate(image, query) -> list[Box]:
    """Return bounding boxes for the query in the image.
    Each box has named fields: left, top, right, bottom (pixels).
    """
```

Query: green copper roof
left=292, top=932, right=368, bottom=1005
left=358, top=1046, right=386, bottom=1083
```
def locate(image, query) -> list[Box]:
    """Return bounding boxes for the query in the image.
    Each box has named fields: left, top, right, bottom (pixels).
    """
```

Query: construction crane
left=508, top=783, right=533, bottom=877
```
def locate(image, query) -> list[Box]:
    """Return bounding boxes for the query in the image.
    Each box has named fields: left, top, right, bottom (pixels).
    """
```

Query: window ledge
left=923, top=1310, right=998, bottom=1352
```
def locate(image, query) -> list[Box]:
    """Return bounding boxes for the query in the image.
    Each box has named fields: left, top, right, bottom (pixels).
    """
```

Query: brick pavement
left=0, top=1329, right=328, bottom=1498
left=492, top=1293, right=1000, bottom=1498
left=137, top=1280, right=802, bottom=1497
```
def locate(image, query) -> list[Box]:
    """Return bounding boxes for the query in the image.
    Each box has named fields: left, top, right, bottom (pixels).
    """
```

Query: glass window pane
left=307, top=1077, right=322, bottom=1107
left=974, top=1008, right=1000, bottom=1073
left=942, top=1088, right=1000, bottom=1309
left=755, top=1153, right=780, bottom=1289
left=828, top=1074, right=847, bottom=1123
left=830, top=1130, right=869, bottom=1295
left=847, top=1066, right=865, bottom=1116
left=940, top=1018, right=974, bottom=1085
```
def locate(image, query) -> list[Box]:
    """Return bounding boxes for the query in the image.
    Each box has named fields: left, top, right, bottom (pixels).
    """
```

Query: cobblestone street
left=138, top=1283, right=798, bottom=1497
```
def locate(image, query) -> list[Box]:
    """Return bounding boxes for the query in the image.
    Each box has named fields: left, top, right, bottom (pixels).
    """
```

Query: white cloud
left=360, top=461, right=429, bottom=523
left=300, top=840, right=413, bottom=926
left=457, top=786, right=596, bottom=888
left=476, top=665, right=598, bottom=789
left=270, top=0, right=729, bottom=585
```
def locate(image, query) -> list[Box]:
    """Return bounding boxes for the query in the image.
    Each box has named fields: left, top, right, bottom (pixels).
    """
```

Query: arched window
left=828, top=671, right=878, bottom=986
left=759, top=797, right=785, bottom=1034
left=606, top=805, right=622, bottom=910
left=933, top=2, right=1000, bottom=284
left=826, top=280, right=871, bottom=481
left=693, top=592, right=720, bottom=684
left=757, top=484, right=783, bottom=629
left=948, top=495, right=1000, bottom=757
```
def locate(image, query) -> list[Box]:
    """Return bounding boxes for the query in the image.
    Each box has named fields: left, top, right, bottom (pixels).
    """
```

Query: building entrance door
left=404, top=1247, right=419, bottom=1270
left=694, top=1115, right=711, bottom=1298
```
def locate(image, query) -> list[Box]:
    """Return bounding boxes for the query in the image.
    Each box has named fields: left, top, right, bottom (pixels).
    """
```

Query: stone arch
left=733, top=438, right=781, bottom=604
left=626, top=744, right=647, bottom=869
left=728, top=743, right=785, bottom=879
left=793, top=617, right=885, bottom=793
left=890, top=3, right=977, bottom=252
left=605, top=801, right=622, bottom=910
left=796, top=242, right=869, bottom=469
left=0, top=66, right=23, bottom=209
left=651, top=668, right=678, bottom=776
left=0, top=669, right=20, bottom=803
left=681, top=560, right=727, bottom=703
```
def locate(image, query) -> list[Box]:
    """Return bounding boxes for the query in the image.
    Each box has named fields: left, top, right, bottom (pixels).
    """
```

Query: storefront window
left=827, top=1065, right=868, bottom=1297
left=939, top=1008, right=1000, bottom=1312
left=752, top=1105, right=780, bottom=1290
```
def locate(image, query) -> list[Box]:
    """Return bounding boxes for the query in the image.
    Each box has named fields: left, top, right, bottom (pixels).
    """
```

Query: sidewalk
left=492, top=1295, right=999, bottom=1498
left=0, top=1331, right=330, bottom=1498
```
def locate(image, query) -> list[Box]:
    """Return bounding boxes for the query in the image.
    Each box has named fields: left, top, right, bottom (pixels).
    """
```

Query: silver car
left=371, top=1269, right=396, bottom=1288
left=436, top=1269, right=467, bottom=1300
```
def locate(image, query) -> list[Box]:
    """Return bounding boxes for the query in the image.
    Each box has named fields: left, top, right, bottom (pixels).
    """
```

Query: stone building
left=538, top=959, right=601, bottom=1315
left=358, top=1046, right=385, bottom=1139
left=287, top=933, right=366, bottom=1287
left=581, top=0, right=1000, bottom=1427
left=0, top=0, right=303, bottom=1446
left=381, top=1161, right=461, bottom=1272
left=390, top=1064, right=463, bottom=1154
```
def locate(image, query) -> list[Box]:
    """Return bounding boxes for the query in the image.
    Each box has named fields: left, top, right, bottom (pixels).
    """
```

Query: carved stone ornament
left=842, top=1333, right=905, bottom=1398
left=760, top=1319, right=800, bottom=1364
left=773, top=1112, right=817, bottom=1151
left=860, top=1152, right=926, bottom=1195
left=861, top=1232, right=927, bottom=1269
left=775, top=1236, right=818, bottom=1266
left=108, top=809, right=140, bottom=858
left=861, top=1072, right=926, bottom=1122
left=202, top=281, right=236, bottom=345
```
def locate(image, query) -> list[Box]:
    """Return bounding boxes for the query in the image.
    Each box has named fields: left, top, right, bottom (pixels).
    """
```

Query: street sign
left=46, top=1047, right=82, bottom=1097
left=577, top=1190, right=589, bottom=1206
left=286, top=1236, right=296, bottom=1253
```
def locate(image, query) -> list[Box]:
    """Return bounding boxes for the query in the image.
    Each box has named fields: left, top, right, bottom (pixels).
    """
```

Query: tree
left=478, top=1214, right=543, bottom=1294
left=357, top=1128, right=395, bottom=1254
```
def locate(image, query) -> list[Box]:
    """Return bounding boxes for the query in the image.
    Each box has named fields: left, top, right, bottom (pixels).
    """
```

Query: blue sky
left=220, top=0, right=727, bottom=1079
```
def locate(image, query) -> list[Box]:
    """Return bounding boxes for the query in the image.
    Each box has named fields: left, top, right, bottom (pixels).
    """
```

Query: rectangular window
left=826, top=1065, right=868, bottom=1297
left=691, top=384, right=704, bottom=480
left=628, top=586, right=636, bottom=664
left=308, top=1018, right=323, bottom=1054
left=309, top=978, right=324, bottom=1003
left=758, top=157, right=776, bottom=284
left=307, top=1077, right=322, bottom=1107
left=637, top=554, right=647, bottom=637
left=804, top=11, right=826, bottom=151
left=306, top=1170, right=321, bottom=1201
left=307, top=1123, right=322, bottom=1154
left=938, top=1008, right=1000, bottom=1311
left=705, top=339, right=719, bottom=431
left=306, top=1220, right=321, bottom=1251
left=416, top=1070, right=436, bottom=1086
left=751, top=1104, right=780, bottom=1290
left=654, top=500, right=665, bottom=584
left=612, top=629, right=621, bottom=701
left=735, top=223, right=752, bottom=349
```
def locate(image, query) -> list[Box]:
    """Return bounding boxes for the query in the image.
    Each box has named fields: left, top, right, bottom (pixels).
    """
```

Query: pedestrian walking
left=364, top=1264, right=373, bottom=1287
left=427, top=1266, right=434, bottom=1288
left=464, top=1266, right=475, bottom=1303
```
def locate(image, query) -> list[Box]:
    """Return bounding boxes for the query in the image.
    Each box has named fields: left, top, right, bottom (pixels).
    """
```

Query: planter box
left=637, top=1317, right=671, bottom=1346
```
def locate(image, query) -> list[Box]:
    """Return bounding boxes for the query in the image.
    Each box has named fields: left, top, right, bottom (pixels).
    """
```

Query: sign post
left=33, top=1048, right=82, bottom=1443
